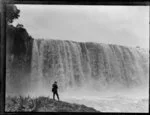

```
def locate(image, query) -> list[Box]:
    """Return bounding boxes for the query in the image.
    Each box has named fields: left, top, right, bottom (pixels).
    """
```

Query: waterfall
left=6, top=37, right=149, bottom=96
left=29, top=39, right=149, bottom=94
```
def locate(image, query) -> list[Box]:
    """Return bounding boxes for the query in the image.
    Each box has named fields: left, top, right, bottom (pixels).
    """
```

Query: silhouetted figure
left=52, top=81, right=59, bottom=101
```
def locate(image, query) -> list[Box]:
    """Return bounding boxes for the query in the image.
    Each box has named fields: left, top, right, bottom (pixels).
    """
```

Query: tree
left=6, top=4, right=20, bottom=24
left=16, top=23, right=24, bottom=28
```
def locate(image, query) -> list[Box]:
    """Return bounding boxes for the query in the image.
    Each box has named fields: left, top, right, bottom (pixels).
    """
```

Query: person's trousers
left=53, top=92, right=59, bottom=100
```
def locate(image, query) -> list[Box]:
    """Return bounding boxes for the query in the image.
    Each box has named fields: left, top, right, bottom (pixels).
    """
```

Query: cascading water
left=6, top=38, right=149, bottom=112
left=28, top=39, right=149, bottom=96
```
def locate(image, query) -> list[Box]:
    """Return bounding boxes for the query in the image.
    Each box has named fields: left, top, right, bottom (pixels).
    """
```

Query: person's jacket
left=52, top=83, right=58, bottom=92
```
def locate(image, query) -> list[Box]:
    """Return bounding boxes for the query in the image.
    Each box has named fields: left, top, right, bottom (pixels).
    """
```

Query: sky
left=13, top=5, right=149, bottom=48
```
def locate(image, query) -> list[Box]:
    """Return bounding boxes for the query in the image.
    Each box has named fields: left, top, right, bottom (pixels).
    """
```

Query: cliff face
left=6, top=29, right=149, bottom=96
left=6, top=25, right=33, bottom=95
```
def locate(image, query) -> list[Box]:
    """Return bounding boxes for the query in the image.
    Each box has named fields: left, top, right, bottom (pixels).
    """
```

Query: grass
left=5, top=96, right=100, bottom=112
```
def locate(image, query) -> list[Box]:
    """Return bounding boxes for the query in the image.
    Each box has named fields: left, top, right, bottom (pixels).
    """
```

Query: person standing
left=52, top=81, right=59, bottom=101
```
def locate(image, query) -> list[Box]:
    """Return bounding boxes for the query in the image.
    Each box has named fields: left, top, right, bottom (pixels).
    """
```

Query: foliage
left=6, top=4, right=20, bottom=24
left=16, top=23, right=24, bottom=28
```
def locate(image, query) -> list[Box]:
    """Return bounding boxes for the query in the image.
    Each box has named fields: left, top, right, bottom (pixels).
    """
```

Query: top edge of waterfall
left=33, top=38, right=149, bottom=51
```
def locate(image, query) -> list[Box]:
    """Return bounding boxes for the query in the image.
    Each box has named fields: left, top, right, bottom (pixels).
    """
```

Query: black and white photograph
left=3, top=1, right=149, bottom=113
